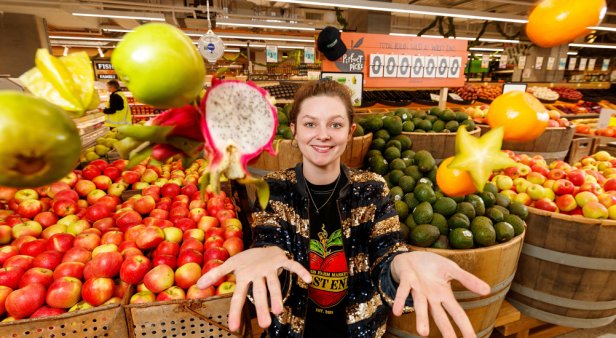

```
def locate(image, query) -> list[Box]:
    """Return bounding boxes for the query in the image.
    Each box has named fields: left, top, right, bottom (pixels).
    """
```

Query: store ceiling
left=0, top=0, right=615, bottom=50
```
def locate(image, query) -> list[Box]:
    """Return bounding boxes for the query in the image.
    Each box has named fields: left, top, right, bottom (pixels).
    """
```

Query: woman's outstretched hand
left=390, top=251, right=491, bottom=338
left=196, top=246, right=312, bottom=332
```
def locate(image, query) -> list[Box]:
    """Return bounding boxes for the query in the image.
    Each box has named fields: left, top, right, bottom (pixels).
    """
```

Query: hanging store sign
left=568, top=58, right=577, bottom=70
left=266, top=45, right=278, bottom=63
left=517, top=55, right=527, bottom=69
left=546, top=57, right=555, bottom=70
left=579, top=58, right=588, bottom=71
left=320, top=32, right=467, bottom=88
left=498, top=55, right=508, bottom=69
left=588, top=58, right=596, bottom=71
left=197, top=30, right=225, bottom=63
left=304, top=47, right=315, bottom=64
left=603, top=59, right=611, bottom=71
left=535, top=56, right=544, bottom=69
left=558, top=58, right=567, bottom=71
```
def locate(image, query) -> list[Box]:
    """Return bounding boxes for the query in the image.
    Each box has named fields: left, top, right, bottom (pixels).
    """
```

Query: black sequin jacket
left=250, top=164, right=414, bottom=338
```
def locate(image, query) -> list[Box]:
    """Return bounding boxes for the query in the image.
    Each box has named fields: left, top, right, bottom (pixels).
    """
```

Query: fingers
left=228, top=279, right=249, bottom=332
left=450, top=266, right=491, bottom=296
left=197, top=263, right=233, bottom=289
left=266, top=273, right=284, bottom=315
left=411, top=289, right=430, bottom=337
left=392, top=280, right=411, bottom=316
left=430, top=302, right=456, bottom=338
left=282, top=260, right=312, bottom=284
left=443, top=296, right=476, bottom=338
left=253, top=277, right=272, bottom=329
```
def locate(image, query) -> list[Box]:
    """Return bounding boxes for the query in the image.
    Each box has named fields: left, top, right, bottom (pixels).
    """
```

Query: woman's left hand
left=389, top=251, right=491, bottom=338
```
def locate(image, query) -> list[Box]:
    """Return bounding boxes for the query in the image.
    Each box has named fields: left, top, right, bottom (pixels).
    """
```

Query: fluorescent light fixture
left=224, top=49, right=240, bottom=53
left=192, top=41, right=308, bottom=49
left=216, top=18, right=315, bottom=31
left=569, top=43, right=616, bottom=50
left=389, top=33, right=519, bottom=43
left=589, top=25, right=616, bottom=32
left=216, top=33, right=314, bottom=43
left=469, top=47, right=504, bottom=51
left=567, top=51, right=578, bottom=55
left=63, top=47, right=69, bottom=56
left=102, top=27, right=132, bottom=33
left=73, top=9, right=165, bottom=21
left=50, top=35, right=122, bottom=42
left=269, top=0, right=527, bottom=24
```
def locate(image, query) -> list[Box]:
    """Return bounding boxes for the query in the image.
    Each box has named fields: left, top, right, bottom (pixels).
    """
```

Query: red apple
left=553, top=179, right=575, bottom=195
left=0, top=225, right=12, bottom=245
left=5, top=254, right=34, bottom=270
left=567, top=170, right=587, bottom=186
left=124, top=224, right=146, bottom=242
left=0, top=266, right=25, bottom=289
left=46, top=276, right=82, bottom=309
left=20, top=267, right=54, bottom=288
left=142, top=186, right=161, bottom=201
left=130, top=290, right=156, bottom=304
left=181, top=237, right=204, bottom=253
left=133, top=195, right=156, bottom=215
left=5, top=283, right=46, bottom=318
left=82, top=277, right=114, bottom=306
left=186, top=284, right=215, bottom=300
left=223, top=237, right=244, bottom=257
left=82, top=165, right=101, bottom=180
left=75, top=180, right=97, bottom=197
left=177, top=249, right=203, bottom=267
left=204, top=247, right=230, bottom=262
left=121, top=171, right=140, bottom=185
left=0, top=246, right=18, bottom=265
left=54, top=189, right=79, bottom=203
left=12, top=220, right=43, bottom=238
left=580, top=182, right=602, bottom=195
left=47, top=233, right=75, bottom=253
left=14, top=188, right=39, bottom=203
left=151, top=254, right=177, bottom=270
left=86, top=189, right=106, bottom=205
left=555, top=194, right=577, bottom=212
left=169, top=207, right=189, bottom=220
left=17, top=199, right=43, bottom=219
left=33, top=212, right=58, bottom=229
left=205, top=227, right=225, bottom=240
left=97, top=195, right=121, bottom=212
left=90, top=251, right=123, bottom=278
left=52, top=198, right=78, bottom=217
left=74, top=233, right=101, bottom=251
left=32, top=250, right=63, bottom=270
left=161, top=183, right=181, bottom=198
left=154, top=241, right=180, bottom=257
left=20, top=238, right=48, bottom=256
left=174, top=262, right=202, bottom=289
left=143, top=264, right=174, bottom=293
left=174, top=217, right=196, bottom=232
left=0, top=285, right=12, bottom=315
left=156, top=286, right=186, bottom=301
left=135, top=226, right=165, bottom=250
left=120, top=254, right=151, bottom=285
left=115, top=210, right=142, bottom=232
left=53, top=262, right=85, bottom=280
left=204, top=235, right=224, bottom=251
left=188, top=208, right=206, bottom=223
left=174, top=195, right=190, bottom=205
left=224, top=224, right=242, bottom=240
left=216, top=209, right=236, bottom=223
left=103, top=166, right=121, bottom=181
left=93, top=217, right=115, bottom=233
left=12, top=235, right=36, bottom=250
left=62, top=247, right=91, bottom=264
left=189, top=199, right=206, bottom=210
left=30, top=306, right=66, bottom=318
left=100, top=230, right=124, bottom=246
left=92, top=175, right=112, bottom=191
left=149, top=209, right=169, bottom=221
left=0, top=186, right=18, bottom=202
left=534, top=198, right=558, bottom=212
left=182, top=184, right=199, bottom=199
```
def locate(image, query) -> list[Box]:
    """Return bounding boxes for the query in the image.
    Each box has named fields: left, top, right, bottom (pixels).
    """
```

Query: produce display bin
left=387, top=232, right=525, bottom=338
left=0, top=298, right=129, bottom=338
left=507, top=207, right=616, bottom=329
left=566, top=136, right=597, bottom=164
left=124, top=295, right=250, bottom=338
left=402, top=127, right=481, bottom=162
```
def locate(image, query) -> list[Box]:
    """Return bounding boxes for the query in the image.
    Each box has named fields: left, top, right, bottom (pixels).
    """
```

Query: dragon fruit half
left=201, top=78, right=278, bottom=195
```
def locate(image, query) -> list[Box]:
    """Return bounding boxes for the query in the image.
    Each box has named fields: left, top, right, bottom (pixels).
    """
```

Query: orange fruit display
left=487, top=91, right=549, bottom=143
left=436, top=157, right=477, bottom=197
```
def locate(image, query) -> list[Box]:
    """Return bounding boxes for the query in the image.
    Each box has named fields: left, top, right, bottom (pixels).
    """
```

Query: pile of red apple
left=0, top=158, right=244, bottom=322
left=491, top=150, right=616, bottom=220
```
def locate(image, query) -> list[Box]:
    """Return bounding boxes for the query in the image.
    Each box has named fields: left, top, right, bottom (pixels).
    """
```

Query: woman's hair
left=289, top=79, right=354, bottom=125
left=107, top=80, right=120, bottom=89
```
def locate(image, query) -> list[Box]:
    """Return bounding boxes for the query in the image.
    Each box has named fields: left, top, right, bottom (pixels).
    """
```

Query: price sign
left=266, top=45, right=278, bottom=63
left=411, top=56, right=424, bottom=78
left=449, top=93, right=463, bottom=101
left=588, top=58, right=596, bottom=71
left=546, top=57, right=555, bottom=70
left=535, top=56, right=544, bottom=70
left=430, top=93, right=440, bottom=102
left=568, top=57, right=577, bottom=71
left=424, top=56, right=438, bottom=78
left=579, top=58, right=588, bottom=71
left=602, top=59, right=611, bottom=71
left=481, top=55, right=490, bottom=69
left=499, top=55, right=508, bottom=69
left=518, top=55, right=527, bottom=69
left=448, top=57, right=462, bottom=78
left=558, top=58, right=567, bottom=70
left=304, top=47, right=315, bottom=64
left=369, top=54, right=384, bottom=77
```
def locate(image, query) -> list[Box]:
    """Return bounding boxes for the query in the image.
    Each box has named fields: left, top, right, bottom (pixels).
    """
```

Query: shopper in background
left=197, top=80, right=490, bottom=338
left=103, top=79, right=132, bottom=127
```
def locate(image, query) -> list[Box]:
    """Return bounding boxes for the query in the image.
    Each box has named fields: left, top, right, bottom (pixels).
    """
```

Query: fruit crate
left=124, top=294, right=250, bottom=338
left=0, top=289, right=131, bottom=338
left=566, top=136, right=597, bottom=164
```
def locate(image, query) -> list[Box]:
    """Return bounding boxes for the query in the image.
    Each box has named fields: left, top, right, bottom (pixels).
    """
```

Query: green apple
left=111, top=23, right=205, bottom=108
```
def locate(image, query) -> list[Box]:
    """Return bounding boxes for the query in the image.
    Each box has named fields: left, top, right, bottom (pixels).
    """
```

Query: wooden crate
left=125, top=295, right=250, bottom=338
left=566, top=136, right=596, bottom=164
left=402, top=127, right=481, bottom=161
left=494, top=313, right=577, bottom=338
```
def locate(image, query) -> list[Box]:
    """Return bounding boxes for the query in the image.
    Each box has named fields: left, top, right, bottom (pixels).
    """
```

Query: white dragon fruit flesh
left=201, top=78, right=278, bottom=192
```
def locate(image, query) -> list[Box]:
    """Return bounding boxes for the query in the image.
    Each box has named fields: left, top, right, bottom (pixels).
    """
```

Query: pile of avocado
left=360, top=107, right=475, bottom=135
left=362, top=110, right=526, bottom=249
left=275, top=104, right=294, bottom=140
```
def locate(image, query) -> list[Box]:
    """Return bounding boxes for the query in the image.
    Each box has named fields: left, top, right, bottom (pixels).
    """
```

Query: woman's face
left=292, top=95, right=356, bottom=172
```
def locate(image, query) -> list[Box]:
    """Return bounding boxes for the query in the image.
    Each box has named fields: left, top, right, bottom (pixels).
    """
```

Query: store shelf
left=80, top=127, right=109, bottom=149
left=562, top=114, right=599, bottom=120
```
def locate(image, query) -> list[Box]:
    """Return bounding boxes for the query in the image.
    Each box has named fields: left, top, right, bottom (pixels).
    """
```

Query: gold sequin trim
left=347, top=292, right=383, bottom=324
left=342, top=205, right=377, bottom=238
left=376, top=322, right=387, bottom=338
left=350, top=171, right=381, bottom=184
left=348, top=253, right=370, bottom=276
left=378, top=277, right=414, bottom=313
left=251, top=211, right=280, bottom=228
left=370, top=217, right=401, bottom=240
left=371, top=242, right=408, bottom=270
left=270, top=201, right=309, bottom=238
left=297, top=278, right=309, bottom=289
left=275, top=306, right=305, bottom=333
left=264, top=169, right=297, bottom=184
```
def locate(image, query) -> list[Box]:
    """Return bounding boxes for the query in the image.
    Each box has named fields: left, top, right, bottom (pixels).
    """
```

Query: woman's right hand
left=196, top=246, right=312, bottom=332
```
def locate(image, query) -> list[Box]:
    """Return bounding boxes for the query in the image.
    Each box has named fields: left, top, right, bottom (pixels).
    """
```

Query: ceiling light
left=73, top=9, right=165, bottom=21
left=215, top=33, right=314, bottom=43
left=216, top=18, right=315, bottom=31
left=224, top=49, right=240, bottom=53
left=269, top=0, right=528, bottom=24
left=469, top=47, right=504, bottom=52
left=389, top=33, right=519, bottom=43
left=589, top=25, right=616, bottom=32
left=50, top=36, right=122, bottom=42
left=569, top=43, right=616, bottom=50
left=567, top=51, right=578, bottom=55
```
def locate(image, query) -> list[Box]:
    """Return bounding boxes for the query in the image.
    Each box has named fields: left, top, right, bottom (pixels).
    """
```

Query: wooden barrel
left=387, top=232, right=525, bottom=338
left=401, top=127, right=481, bottom=162
left=507, top=207, right=616, bottom=329
left=248, top=133, right=373, bottom=172
left=478, top=125, right=575, bottom=162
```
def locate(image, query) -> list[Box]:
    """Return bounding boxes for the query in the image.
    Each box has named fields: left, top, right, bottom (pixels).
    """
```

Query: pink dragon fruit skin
left=200, top=78, right=278, bottom=182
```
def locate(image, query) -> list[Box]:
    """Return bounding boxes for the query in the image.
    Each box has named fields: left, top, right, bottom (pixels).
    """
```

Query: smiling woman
left=196, top=79, right=490, bottom=338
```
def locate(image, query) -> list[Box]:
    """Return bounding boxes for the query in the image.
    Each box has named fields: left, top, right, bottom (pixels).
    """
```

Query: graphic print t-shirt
left=304, top=175, right=349, bottom=338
